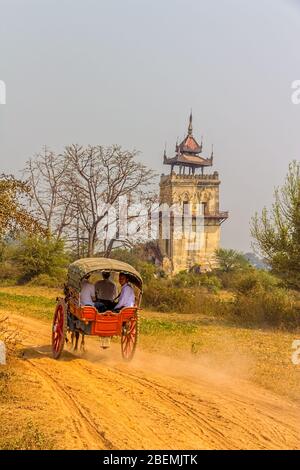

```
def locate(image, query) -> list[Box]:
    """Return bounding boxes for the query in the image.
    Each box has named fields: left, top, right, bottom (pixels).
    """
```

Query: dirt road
left=9, top=313, right=300, bottom=450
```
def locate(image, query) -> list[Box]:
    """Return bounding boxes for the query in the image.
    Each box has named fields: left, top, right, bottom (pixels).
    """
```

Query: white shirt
left=80, top=281, right=95, bottom=306
left=115, top=283, right=135, bottom=309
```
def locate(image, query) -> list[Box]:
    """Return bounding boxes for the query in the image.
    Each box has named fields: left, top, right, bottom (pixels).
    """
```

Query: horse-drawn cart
left=52, top=258, right=142, bottom=362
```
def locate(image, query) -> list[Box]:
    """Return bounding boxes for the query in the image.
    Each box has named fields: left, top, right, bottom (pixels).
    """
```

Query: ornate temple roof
left=163, top=112, right=213, bottom=169
left=164, top=152, right=212, bottom=167
left=177, top=134, right=202, bottom=154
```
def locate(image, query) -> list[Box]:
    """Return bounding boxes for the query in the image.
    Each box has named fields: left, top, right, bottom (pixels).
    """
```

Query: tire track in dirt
left=77, top=361, right=230, bottom=449
left=25, top=358, right=115, bottom=450
left=77, top=359, right=300, bottom=450
left=115, top=369, right=299, bottom=449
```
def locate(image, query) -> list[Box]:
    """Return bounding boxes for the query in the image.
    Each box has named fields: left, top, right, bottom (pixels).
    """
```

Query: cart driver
left=114, top=272, right=135, bottom=312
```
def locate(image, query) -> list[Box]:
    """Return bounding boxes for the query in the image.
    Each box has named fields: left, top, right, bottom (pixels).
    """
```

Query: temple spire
left=163, top=111, right=213, bottom=171
left=188, top=110, right=193, bottom=136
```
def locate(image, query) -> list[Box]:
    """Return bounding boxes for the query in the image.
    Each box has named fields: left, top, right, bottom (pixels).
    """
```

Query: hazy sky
left=0, top=0, right=300, bottom=251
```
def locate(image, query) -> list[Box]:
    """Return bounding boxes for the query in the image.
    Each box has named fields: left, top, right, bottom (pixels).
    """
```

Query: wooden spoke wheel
left=52, top=300, right=67, bottom=359
left=121, top=313, right=139, bottom=362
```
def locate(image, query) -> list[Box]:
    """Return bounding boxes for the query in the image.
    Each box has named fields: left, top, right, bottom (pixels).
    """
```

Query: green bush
left=138, top=262, right=157, bottom=284
left=143, top=270, right=300, bottom=329
left=171, top=271, right=201, bottom=288
left=143, top=281, right=191, bottom=312
left=28, top=272, right=66, bottom=288
left=215, top=268, right=279, bottom=292
left=142, top=280, right=222, bottom=315
left=199, top=274, right=222, bottom=293
left=232, top=287, right=300, bottom=328
left=232, top=269, right=279, bottom=294
left=170, top=271, right=221, bottom=292
left=13, top=235, right=70, bottom=283
left=0, top=262, right=20, bottom=284
left=215, top=248, right=250, bottom=272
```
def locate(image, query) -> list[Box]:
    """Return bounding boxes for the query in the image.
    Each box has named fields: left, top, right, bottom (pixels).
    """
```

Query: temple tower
left=159, top=112, right=228, bottom=274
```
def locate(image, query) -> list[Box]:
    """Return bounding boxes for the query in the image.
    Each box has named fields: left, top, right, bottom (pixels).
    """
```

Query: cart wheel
left=52, top=300, right=67, bottom=359
left=121, top=313, right=139, bottom=361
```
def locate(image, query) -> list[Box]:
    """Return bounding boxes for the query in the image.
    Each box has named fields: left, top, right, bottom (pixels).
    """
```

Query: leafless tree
left=23, top=144, right=157, bottom=256
left=62, top=144, right=156, bottom=257
left=24, top=147, right=74, bottom=238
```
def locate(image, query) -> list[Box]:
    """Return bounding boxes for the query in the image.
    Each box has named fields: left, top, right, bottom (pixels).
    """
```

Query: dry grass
left=0, top=285, right=61, bottom=299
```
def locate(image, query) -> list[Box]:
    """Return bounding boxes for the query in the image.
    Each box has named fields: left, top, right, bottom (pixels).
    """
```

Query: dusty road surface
left=7, top=313, right=300, bottom=450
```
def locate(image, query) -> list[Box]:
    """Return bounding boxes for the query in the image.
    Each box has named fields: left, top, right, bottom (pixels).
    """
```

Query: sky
left=0, top=0, right=300, bottom=251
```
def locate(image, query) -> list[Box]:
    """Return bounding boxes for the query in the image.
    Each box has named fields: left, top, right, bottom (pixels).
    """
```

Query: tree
left=24, top=147, right=74, bottom=239
left=13, top=235, right=69, bottom=282
left=251, top=161, right=300, bottom=287
left=23, top=145, right=156, bottom=257
left=0, top=174, right=43, bottom=239
left=62, top=144, right=155, bottom=257
left=215, top=248, right=250, bottom=272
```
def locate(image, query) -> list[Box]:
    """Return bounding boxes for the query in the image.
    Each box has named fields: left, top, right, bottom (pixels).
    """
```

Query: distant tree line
left=1, top=149, right=300, bottom=291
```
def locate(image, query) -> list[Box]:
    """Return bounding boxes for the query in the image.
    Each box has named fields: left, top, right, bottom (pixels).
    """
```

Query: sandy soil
left=7, top=313, right=300, bottom=450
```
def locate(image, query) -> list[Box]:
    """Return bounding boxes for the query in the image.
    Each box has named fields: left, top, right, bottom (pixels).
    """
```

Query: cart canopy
left=68, top=257, right=143, bottom=291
